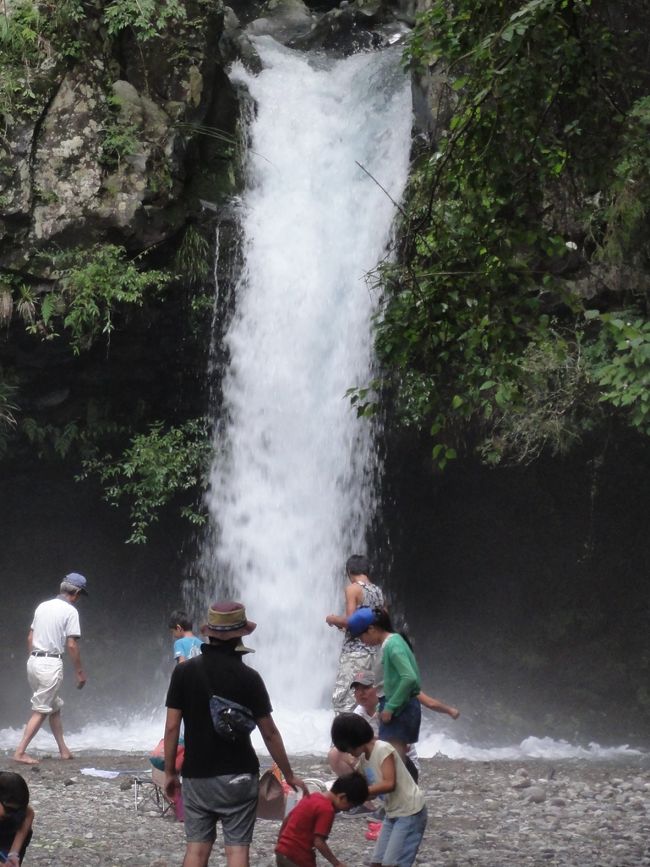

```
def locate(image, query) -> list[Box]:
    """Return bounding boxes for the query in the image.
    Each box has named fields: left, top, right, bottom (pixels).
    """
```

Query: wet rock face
left=31, top=72, right=107, bottom=243
left=246, top=0, right=315, bottom=42
left=0, top=0, right=232, bottom=265
left=29, top=72, right=186, bottom=247
left=0, top=0, right=419, bottom=269
left=290, top=3, right=387, bottom=53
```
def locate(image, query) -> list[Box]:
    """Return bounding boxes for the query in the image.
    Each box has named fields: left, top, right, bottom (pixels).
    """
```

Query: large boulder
left=246, top=0, right=314, bottom=43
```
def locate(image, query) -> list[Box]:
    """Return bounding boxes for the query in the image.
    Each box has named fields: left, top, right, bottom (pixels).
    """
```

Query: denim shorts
left=182, top=773, right=258, bottom=845
left=373, top=805, right=427, bottom=867
left=378, top=695, right=421, bottom=744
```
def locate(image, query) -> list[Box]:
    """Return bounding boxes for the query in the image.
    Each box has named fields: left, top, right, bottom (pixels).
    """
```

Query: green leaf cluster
left=78, top=418, right=211, bottom=544
left=99, top=96, right=141, bottom=169
left=20, top=244, right=170, bottom=353
left=588, top=313, right=650, bottom=434
left=362, top=0, right=650, bottom=467
left=103, top=0, right=187, bottom=41
left=0, top=0, right=85, bottom=116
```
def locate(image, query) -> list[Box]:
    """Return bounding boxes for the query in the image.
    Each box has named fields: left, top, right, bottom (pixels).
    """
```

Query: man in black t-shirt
left=164, top=601, right=306, bottom=867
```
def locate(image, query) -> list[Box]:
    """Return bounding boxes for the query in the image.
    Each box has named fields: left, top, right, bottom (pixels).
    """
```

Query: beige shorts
left=27, top=655, right=64, bottom=714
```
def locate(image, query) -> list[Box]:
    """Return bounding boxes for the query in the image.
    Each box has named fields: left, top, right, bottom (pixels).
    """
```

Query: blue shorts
left=378, top=695, right=421, bottom=744
left=373, top=805, right=427, bottom=867
left=182, top=773, right=258, bottom=845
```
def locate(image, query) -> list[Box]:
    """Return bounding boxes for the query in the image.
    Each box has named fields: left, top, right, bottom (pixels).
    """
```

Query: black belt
left=31, top=651, right=63, bottom=658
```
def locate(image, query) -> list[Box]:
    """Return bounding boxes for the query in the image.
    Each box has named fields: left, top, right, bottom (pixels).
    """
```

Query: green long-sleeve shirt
left=382, top=633, right=421, bottom=713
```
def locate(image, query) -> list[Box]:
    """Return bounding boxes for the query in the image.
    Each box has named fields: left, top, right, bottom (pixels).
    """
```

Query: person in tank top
left=326, top=555, right=385, bottom=713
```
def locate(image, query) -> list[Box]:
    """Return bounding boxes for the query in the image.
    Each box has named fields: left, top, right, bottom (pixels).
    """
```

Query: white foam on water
left=0, top=714, right=641, bottom=760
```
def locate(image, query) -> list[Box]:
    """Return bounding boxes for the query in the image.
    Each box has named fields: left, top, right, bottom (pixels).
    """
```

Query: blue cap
left=347, top=607, right=376, bottom=637
left=65, top=572, right=88, bottom=595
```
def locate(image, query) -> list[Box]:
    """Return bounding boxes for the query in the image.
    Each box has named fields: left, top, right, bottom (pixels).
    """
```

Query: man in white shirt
left=13, top=573, right=88, bottom=765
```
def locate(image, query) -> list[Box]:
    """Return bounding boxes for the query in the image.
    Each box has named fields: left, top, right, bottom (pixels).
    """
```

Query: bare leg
left=13, top=711, right=47, bottom=763
left=182, top=842, right=213, bottom=867
left=225, top=845, right=250, bottom=867
left=48, top=710, right=73, bottom=759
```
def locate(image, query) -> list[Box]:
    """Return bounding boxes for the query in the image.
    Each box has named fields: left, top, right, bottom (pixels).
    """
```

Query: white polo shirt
left=31, top=597, right=81, bottom=654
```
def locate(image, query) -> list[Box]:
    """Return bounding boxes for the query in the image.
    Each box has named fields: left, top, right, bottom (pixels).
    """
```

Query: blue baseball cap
left=347, top=607, right=376, bottom=637
left=65, top=572, right=88, bottom=595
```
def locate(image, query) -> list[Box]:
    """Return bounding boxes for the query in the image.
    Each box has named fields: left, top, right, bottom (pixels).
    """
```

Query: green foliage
left=103, top=0, right=187, bottom=41
left=174, top=224, right=211, bottom=287
left=23, top=244, right=170, bottom=352
left=477, top=331, right=598, bottom=465
left=78, top=418, right=211, bottom=544
left=0, top=0, right=44, bottom=116
left=360, top=0, right=650, bottom=467
left=21, top=417, right=81, bottom=458
left=587, top=313, right=650, bottom=434
left=598, top=96, right=650, bottom=265
left=99, top=97, right=141, bottom=169
left=0, top=374, right=17, bottom=456
left=0, top=0, right=85, bottom=116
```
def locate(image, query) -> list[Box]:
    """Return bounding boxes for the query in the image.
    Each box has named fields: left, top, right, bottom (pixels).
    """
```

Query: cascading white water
left=201, top=38, right=412, bottom=717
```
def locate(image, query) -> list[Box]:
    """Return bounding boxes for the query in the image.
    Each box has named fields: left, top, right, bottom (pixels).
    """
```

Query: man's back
left=166, top=642, right=272, bottom=777
left=31, top=597, right=80, bottom=654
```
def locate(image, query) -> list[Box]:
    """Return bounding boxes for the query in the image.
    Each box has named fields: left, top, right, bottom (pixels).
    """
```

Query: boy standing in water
left=275, top=772, right=369, bottom=867
left=331, top=714, right=427, bottom=867
left=168, top=610, right=203, bottom=663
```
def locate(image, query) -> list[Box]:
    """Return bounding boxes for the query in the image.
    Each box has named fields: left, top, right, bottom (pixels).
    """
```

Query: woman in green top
left=346, top=607, right=421, bottom=767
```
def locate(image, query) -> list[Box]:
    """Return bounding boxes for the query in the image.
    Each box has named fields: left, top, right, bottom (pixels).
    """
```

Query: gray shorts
left=182, top=773, right=259, bottom=846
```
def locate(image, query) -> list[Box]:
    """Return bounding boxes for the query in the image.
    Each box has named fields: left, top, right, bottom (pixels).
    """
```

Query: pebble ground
left=3, top=752, right=649, bottom=866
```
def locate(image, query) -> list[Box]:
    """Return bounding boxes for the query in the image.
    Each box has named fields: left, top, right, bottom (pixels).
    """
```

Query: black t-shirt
left=165, top=642, right=273, bottom=778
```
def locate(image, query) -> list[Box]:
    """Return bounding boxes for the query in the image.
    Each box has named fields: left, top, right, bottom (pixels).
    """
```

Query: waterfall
left=200, top=37, right=412, bottom=718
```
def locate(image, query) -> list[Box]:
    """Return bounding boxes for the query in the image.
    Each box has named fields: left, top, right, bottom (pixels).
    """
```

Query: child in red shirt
left=275, top=772, right=368, bottom=867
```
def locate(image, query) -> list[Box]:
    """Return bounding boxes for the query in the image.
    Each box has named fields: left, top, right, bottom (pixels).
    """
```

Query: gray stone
left=525, top=786, right=547, bottom=804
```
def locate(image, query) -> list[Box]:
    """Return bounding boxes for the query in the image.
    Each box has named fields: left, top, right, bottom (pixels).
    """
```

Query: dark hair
left=371, top=607, right=392, bottom=631
left=168, top=610, right=193, bottom=631
left=330, top=770, right=369, bottom=806
left=346, top=555, right=371, bottom=578
left=331, top=713, right=374, bottom=752
left=0, top=772, right=29, bottom=809
left=371, top=606, right=414, bottom=650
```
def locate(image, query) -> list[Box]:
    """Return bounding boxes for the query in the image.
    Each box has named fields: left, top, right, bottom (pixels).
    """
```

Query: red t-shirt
left=275, top=793, right=335, bottom=867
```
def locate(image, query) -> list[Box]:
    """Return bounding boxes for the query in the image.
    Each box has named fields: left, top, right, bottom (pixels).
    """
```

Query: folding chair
left=134, top=767, right=176, bottom=818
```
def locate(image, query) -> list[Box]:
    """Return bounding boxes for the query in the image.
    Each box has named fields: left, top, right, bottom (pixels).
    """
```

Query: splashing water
left=199, top=38, right=412, bottom=710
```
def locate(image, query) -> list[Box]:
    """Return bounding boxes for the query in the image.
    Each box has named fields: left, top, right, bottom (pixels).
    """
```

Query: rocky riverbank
left=3, top=752, right=648, bottom=866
